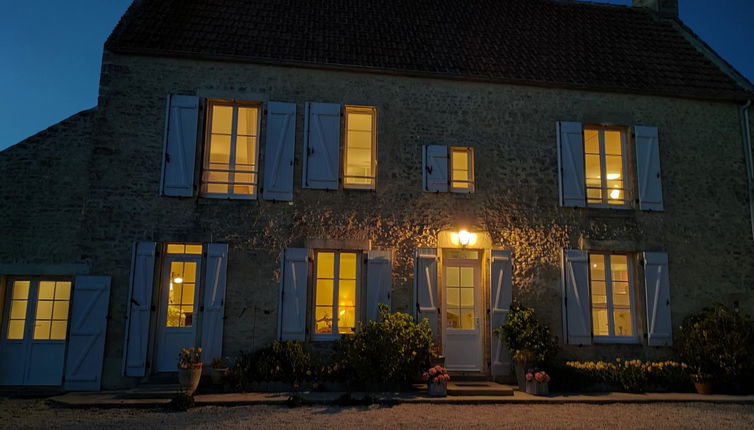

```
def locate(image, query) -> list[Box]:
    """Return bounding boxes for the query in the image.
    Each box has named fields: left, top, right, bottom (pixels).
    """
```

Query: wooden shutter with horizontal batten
left=423, top=145, right=449, bottom=192
left=563, top=249, right=592, bottom=344
left=635, top=126, right=664, bottom=211
left=557, top=121, right=586, bottom=207
left=643, top=252, right=672, bottom=346
left=366, top=250, right=392, bottom=321
left=64, top=275, right=111, bottom=391
left=263, top=102, right=296, bottom=201
left=124, top=241, right=156, bottom=377
left=490, top=249, right=512, bottom=377
left=278, top=248, right=309, bottom=340
left=201, top=243, right=228, bottom=364
left=161, top=95, right=199, bottom=196
left=303, top=102, right=340, bottom=189
left=414, top=248, right=440, bottom=344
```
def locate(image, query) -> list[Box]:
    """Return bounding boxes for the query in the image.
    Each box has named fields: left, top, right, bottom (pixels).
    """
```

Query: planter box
left=525, top=380, right=549, bottom=396
left=427, top=382, right=448, bottom=397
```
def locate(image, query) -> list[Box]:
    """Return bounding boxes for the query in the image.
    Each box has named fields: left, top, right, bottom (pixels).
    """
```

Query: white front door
left=155, top=257, right=200, bottom=372
left=443, top=256, right=483, bottom=372
left=0, top=279, right=71, bottom=385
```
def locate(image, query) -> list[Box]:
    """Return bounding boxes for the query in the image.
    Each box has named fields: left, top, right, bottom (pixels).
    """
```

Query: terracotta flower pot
left=179, top=363, right=203, bottom=395
left=694, top=381, right=712, bottom=395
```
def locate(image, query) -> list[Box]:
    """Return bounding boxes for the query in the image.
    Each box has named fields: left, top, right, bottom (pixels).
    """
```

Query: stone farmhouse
left=1, top=0, right=752, bottom=390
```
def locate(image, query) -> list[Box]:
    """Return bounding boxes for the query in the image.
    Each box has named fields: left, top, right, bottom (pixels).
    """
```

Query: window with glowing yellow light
left=313, top=251, right=360, bottom=337
left=343, top=106, right=377, bottom=189
left=4, top=279, right=71, bottom=341
left=589, top=253, right=638, bottom=341
left=202, top=99, right=261, bottom=198
left=584, top=126, right=628, bottom=206
left=164, top=243, right=202, bottom=328
left=450, top=146, right=474, bottom=193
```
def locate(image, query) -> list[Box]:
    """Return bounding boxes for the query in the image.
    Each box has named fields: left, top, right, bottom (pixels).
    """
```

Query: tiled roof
left=106, top=0, right=753, bottom=101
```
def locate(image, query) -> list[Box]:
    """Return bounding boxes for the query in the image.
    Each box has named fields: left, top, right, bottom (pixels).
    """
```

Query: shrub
left=494, top=303, right=558, bottom=363
left=229, top=341, right=319, bottom=388
left=554, top=359, right=692, bottom=393
left=333, top=304, right=433, bottom=385
left=675, top=304, right=754, bottom=385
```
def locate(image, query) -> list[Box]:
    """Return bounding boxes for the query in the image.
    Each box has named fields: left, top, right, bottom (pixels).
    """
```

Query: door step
left=116, top=383, right=181, bottom=399
left=447, top=381, right=514, bottom=396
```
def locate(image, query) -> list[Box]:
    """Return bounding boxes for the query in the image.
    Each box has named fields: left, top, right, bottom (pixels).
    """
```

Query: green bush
left=552, top=359, right=692, bottom=393
left=675, top=304, right=754, bottom=385
left=333, top=304, right=433, bottom=385
left=229, top=341, right=319, bottom=387
left=494, top=303, right=558, bottom=363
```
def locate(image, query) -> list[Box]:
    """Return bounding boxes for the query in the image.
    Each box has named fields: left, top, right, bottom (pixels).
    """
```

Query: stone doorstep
left=446, top=382, right=515, bottom=396
left=46, top=391, right=754, bottom=408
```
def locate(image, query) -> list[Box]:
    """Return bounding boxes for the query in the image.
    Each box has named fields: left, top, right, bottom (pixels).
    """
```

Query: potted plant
left=210, top=357, right=228, bottom=385
left=494, top=303, right=558, bottom=391
left=675, top=304, right=754, bottom=395
left=525, top=369, right=551, bottom=395
left=178, top=347, right=203, bottom=395
left=422, top=365, right=450, bottom=397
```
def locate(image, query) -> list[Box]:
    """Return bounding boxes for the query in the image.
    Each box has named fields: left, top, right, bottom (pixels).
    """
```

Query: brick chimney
left=632, top=0, right=679, bottom=20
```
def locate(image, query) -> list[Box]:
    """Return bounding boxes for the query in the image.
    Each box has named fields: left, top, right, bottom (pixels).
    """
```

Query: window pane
left=209, top=134, right=231, bottom=165
left=337, top=307, right=356, bottom=334
left=344, top=110, right=375, bottom=187
left=612, top=282, right=630, bottom=306
left=236, top=106, right=258, bottom=136
left=13, top=281, right=30, bottom=300
left=592, top=309, right=609, bottom=336
left=211, top=105, right=233, bottom=134
left=447, top=309, right=460, bottom=328
left=339, top=253, right=357, bottom=279
left=167, top=305, right=181, bottom=327
left=235, top=136, right=257, bottom=169
left=348, top=113, right=373, bottom=132
left=54, top=282, right=71, bottom=300
left=185, top=244, right=203, bottom=255
left=183, top=261, right=197, bottom=282
left=50, top=321, right=67, bottom=340
left=182, top=306, right=194, bottom=327
left=34, top=320, right=51, bottom=340
left=591, top=281, right=607, bottom=304
left=10, top=300, right=27, bottom=320
left=460, top=288, right=474, bottom=307
left=315, top=307, right=334, bottom=334
left=585, top=154, right=601, bottom=185
left=446, top=267, right=459, bottom=287
left=610, top=255, right=629, bottom=281
left=446, top=287, right=460, bottom=307
left=52, top=301, right=69, bottom=320
left=604, top=130, right=622, bottom=155
left=317, top=252, right=335, bottom=279
left=614, top=310, right=633, bottom=336
left=451, top=149, right=470, bottom=188
left=315, top=280, right=333, bottom=306
left=38, top=282, right=55, bottom=300
left=460, top=308, right=475, bottom=329
left=584, top=128, right=599, bottom=154
left=36, top=300, right=53, bottom=320
left=7, top=320, right=25, bottom=340
left=167, top=244, right=185, bottom=254
left=605, top=155, right=623, bottom=182
left=459, top=267, right=473, bottom=287
left=590, top=255, right=605, bottom=280
left=182, top=284, right=195, bottom=306
left=338, top=280, right=356, bottom=307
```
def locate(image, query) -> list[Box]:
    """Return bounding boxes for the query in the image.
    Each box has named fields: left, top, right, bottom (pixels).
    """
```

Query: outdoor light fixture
left=458, top=230, right=471, bottom=246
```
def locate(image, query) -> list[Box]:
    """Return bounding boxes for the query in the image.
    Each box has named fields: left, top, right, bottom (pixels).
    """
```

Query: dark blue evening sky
left=1, top=0, right=752, bottom=150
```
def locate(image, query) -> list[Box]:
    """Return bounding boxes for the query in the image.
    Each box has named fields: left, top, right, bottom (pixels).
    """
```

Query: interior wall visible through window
left=343, top=106, right=377, bottom=189
left=313, top=250, right=359, bottom=337
left=450, top=146, right=474, bottom=193
left=584, top=126, right=628, bottom=206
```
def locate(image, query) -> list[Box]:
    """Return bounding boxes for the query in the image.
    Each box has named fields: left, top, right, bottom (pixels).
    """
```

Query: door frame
left=440, top=249, right=488, bottom=374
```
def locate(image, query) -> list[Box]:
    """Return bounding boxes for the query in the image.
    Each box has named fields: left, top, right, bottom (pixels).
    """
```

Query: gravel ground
left=1, top=398, right=754, bottom=429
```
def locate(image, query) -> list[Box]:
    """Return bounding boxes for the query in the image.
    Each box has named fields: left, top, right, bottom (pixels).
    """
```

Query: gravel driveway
left=2, top=398, right=753, bottom=429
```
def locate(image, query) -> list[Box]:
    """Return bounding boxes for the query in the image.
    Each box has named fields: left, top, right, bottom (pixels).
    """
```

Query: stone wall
left=3, top=51, right=754, bottom=388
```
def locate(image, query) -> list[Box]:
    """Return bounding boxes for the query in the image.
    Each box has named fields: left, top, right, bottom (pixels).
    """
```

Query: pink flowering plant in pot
left=423, top=365, right=450, bottom=397
left=525, top=368, right=551, bottom=395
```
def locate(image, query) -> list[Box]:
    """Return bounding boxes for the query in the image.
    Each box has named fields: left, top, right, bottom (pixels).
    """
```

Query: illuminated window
left=313, top=251, right=359, bottom=337
left=6, top=281, right=30, bottom=340
left=166, top=243, right=203, bottom=255
left=343, top=106, right=377, bottom=189
left=450, top=147, right=474, bottom=193
left=166, top=261, right=198, bottom=327
left=202, top=100, right=260, bottom=198
left=33, top=281, right=71, bottom=340
left=589, top=253, right=636, bottom=340
left=584, top=126, right=628, bottom=206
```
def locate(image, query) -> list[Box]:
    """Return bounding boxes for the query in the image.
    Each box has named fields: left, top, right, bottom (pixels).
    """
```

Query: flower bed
left=550, top=359, right=693, bottom=393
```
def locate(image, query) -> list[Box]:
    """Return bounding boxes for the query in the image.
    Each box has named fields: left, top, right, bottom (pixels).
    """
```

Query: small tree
left=494, top=303, right=558, bottom=364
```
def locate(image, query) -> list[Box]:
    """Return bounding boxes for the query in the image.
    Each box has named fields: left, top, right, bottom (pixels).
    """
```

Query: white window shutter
left=643, top=252, right=672, bottom=346
left=366, top=250, right=392, bottom=321
left=423, top=145, right=449, bottom=192
left=161, top=95, right=199, bottom=196
left=263, top=102, right=297, bottom=201
left=124, top=241, right=156, bottom=377
left=303, top=102, right=340, bottom=189
left=490, top=249, right=513, bottom=377
left=635, top=126, right=664, bottom=211
left=201, top=243, right=228, bottom=363
left=414, top=248, right=440, bottom=344
left=278, top=248, right=309, bottom=341
left=563, top=249, right=592, bottom=344
left=64, top=275, right=111, bottom=391
left=557, top=121, right=586, bottom=207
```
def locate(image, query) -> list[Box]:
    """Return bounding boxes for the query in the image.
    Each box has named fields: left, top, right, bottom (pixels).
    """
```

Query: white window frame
left=343, top=105, right=377, bottom=190
left=589, top=252, right=640, bottom=344
left=583, top=125, right=630, bottom=208
left=311, top=250, right=362, bottom=341
left=449, top=146, right=475, bottom=193
left=201, top=99, right=262, bottom=199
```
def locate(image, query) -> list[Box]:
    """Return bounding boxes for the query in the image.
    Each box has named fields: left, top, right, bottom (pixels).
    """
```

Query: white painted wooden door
left=0, top=279, right=71, bottom=385
left=155, top=257, right=201, bottom=372
left=443, top=259, right=483, bottom=372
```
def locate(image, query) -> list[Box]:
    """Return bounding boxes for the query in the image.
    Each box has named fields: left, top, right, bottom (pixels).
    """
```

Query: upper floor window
left=584, top=126, right=628, bottom=207
left=343, top=106, right=377, bottom=189
left=450, top=146, right=475, bottom=193
left=589, top=253, right=637, bottom=341
left=423, top=145, right=476, bottom=193
left=202, top=99, right=261, bottom=198
left=313, top=250, right=360, bottom=338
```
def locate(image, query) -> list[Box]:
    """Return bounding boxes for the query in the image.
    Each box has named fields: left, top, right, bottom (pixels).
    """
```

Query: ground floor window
left=4, top=279, right=71, bottom=341
left=589, top=253, right=637, bottom=340
left=313, top=250, right=360, bottom=337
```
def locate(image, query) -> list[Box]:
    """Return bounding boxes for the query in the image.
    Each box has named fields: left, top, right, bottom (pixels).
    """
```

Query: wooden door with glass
left=442, top=250, right=483, bottom=372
